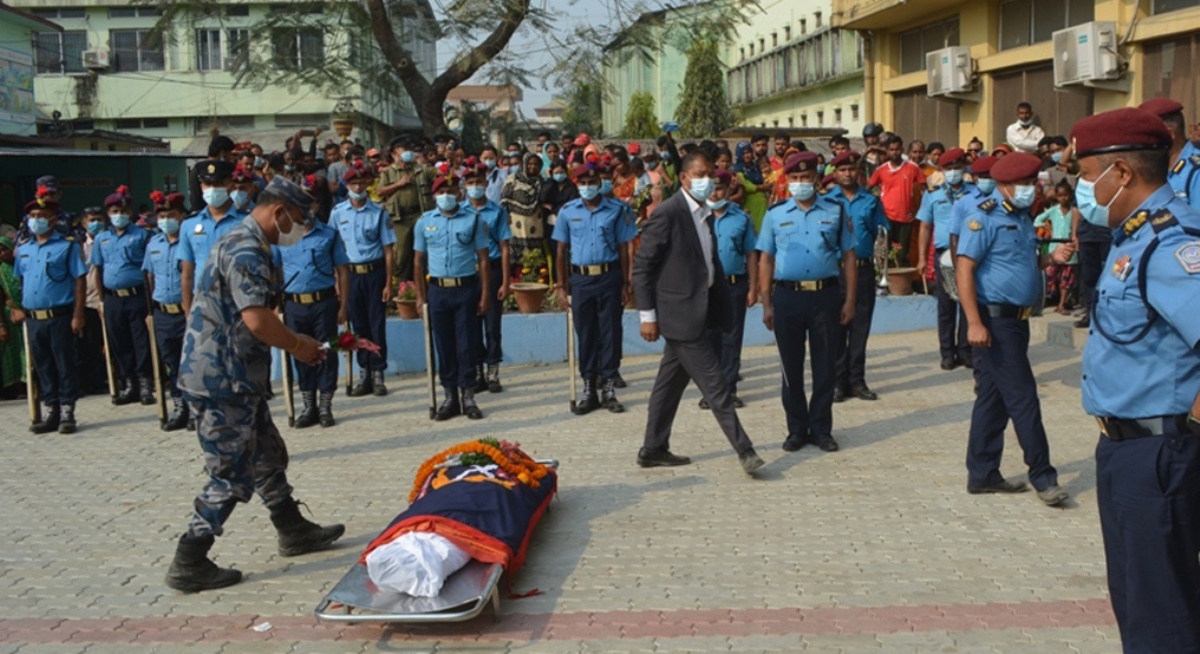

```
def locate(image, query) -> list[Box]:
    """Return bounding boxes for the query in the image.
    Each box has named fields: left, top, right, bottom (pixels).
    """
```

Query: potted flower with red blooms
left=393, top=280, right=419, bottom=319
left=326, top=330, right=382, bottom=355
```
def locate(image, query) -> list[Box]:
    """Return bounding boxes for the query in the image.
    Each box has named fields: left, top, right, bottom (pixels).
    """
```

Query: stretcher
left=314, top=458, right=558, bottom=624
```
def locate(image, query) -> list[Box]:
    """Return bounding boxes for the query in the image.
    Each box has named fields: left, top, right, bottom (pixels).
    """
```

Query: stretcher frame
left=314, top=458, right=558, bottom=624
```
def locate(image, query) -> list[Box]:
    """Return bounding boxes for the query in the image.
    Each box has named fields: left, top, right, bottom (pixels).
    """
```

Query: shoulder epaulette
left=1173, top=159, right=1188, bottom=174
left=978, top=198, right=997, bottom=212
left=767, top=199, right=790, bottom=210
left=1001, top=200, right=1016, bottom=214
left=1148, top=209, right=1178, bottom=234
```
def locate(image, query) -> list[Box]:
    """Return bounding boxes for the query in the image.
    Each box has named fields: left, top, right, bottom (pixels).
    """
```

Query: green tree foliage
left=623, top=92, right=659, bottom=139
left=560, top=81, right=604, bottom=138
left=674, top=36, right=735, bottom=138
left=459, top=101, right=486, bottom=154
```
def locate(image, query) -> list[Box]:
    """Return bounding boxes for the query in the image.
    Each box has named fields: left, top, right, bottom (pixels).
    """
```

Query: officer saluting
left=415, top=173, right=491, bottom=420
left=178, top=161, right=245, bottom=315
left=955, top=152, right=1072, bottom=506
left=1072, top=108, right=1200, bottom=652
left=165, top=176, right=344, bottom=593
left=333, top=161, right=395, bottom=397
left=758, top=151, right=857, bottom=453
left=461, top=164, right=512, bottom=393
left=917, top=148, right=975, bottom=371
left=553, top=164, right=637, bottom=414
left=704, top=168, right=758, bottom=408
left=142, top=191, right=190, bottom=430
left=16, top=193, right=87, bottom=434
left=90, top=185, right=155, bottom=406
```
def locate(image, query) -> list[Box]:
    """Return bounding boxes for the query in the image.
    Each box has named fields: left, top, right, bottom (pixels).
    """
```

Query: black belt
left=430, top=275, right=478, bottom=288
left=105, top=284, right=144, bottom=298
left=350, top=259, right=383, bottom=275
left=727, top=274, right=748, bottom=284
left=28, top=305, right=72, bottom=321
left=571, top=263, right=616, bottom=276
left=1097, top=415, right=1189, bottom=441
left=287, top=288, right=335, bottom=304
left=156, top=302, right=184, bottom=315
left=983, top=304, right=1032, bottom=320
left=774, top=277, right=837, bottom=292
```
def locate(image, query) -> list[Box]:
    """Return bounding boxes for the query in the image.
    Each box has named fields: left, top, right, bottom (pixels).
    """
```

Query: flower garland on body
left=409, top=438, right=549, bottom=503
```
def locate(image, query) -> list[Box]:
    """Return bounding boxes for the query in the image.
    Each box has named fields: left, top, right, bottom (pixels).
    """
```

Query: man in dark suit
left=632, top=150, right=765, bottom=475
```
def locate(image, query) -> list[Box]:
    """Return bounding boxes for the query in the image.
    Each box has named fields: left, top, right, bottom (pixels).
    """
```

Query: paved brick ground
left=0, top=318, right=1121, bottom=653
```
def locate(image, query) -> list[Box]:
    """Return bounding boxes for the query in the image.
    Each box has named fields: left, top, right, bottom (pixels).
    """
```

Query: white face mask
left=275, top=209, right=305, bottom=247
left=203, top=186, right=230, bottom=207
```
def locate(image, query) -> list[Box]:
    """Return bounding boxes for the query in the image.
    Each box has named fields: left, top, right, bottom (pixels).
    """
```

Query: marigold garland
left=409, top=439, right=550, bottom=503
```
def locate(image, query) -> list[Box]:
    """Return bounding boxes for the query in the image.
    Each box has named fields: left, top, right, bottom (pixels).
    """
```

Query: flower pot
left=510, top=282, right=549, bottom=314
left=394, top=298, right=419, bottom=319
left=886, top=267, right=917, bottom=296
left=332, top=118, right=354, bottom=139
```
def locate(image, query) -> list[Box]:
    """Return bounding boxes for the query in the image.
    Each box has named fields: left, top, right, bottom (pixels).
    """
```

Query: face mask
left=28, top=217, right=50, bottom=236
left=976, top=178, right=996, bottom=195
left=647, top=162, right=659, bottom=170
left=789, top=181, right=816, bottom=201
left=578, top=185, right=600, bottom=201
left=1008, top=185, right=1036, bottom=209
left=275, top=212, right=305, bottom=247
left=706, top=198, right=728, bottom=211
left=688, top=177, right=714, bottom=202
left=466, top=185, right=486, bottom=200
left=553, top=172, right=568, bottom=183
left=600, top=179, right=614, bottom=196
left=231, top=190, right=250, bottom=208
left=400, top=151, right=416, bottom=163
left=284, top=164, right=295, bottom=172
left=435, top=193, right=458, bottom=211
left=348, top=189, right=368, bottom=201
left=159, top=218, right=180, bottom=235
left=1076, top=164, right=1122, bottom=227
left=943, top=169, right=964, bottom=186
left=483, top=159, right=497, bottom=169
left=660, top=152, right=671, bottom=162
left=86, top=221, right=104, bottom=236
left=254, top=157, right=264, bottom=168
left=110, top=214, right=131, bottom=229
left=203, top=187, right=230, bottom=207
left=1019, top=118, right=1033, bottom=127
left=1050, top=152, right=1063, bottom=164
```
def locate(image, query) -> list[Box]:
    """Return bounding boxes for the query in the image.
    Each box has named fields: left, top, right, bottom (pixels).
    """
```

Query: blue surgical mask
left=483, top=158, right=497, bottom=169
left=159, top=218, right=180, bottom=235
left=976, top=178, right=996, bottom=195
left=647, top=161, right=659, bottom=170
left=27, top=217, right=50, bottom=236
left=1008, top=185, right=1036, bottom=209
left=600, top=179, right=614, bottom=195
left=231, top=190, right=250, bottom=208
left=943, top=169, right=964, bottom=186
left=466, top=185, right=486, bottom=200
left=706, top=198, right=728, bottom=211
left=789, top=181, right=816, bottom=201
left=578, top=185, right=600, bottom=201
left=435, top=193, right=458, bottom=211
left=660, top=152, right=671, bottom=161
left=553, top=172, right=568, bottom=183
left=202, top=187, right=230, bottom=207
left=400, top=151, right=416, bottom=163
left=348, top=189, right=368, bottom=201
left=1050, top=152, right=1064, bottom=164
left=1076, top=164, right=1121, bottom=227
left=110, top=214, right=131, bottom=229
left=254, top=157, right=264, bottom=168
left=85, top=221, right=104, bottom=236
left=689, top=177, right=714, bottom=202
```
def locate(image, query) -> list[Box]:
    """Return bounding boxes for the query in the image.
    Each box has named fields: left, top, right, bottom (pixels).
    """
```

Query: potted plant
left=331, top=100, right=356, bottom=139
left=510, top=248, right=550, bottom=314
left=885, top=243, right=917, bottom=296
left=393, top=279, right=419, bottom=319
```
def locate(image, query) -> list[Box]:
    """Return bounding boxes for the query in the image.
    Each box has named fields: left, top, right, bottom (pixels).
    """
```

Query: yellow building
left=833, top=0, right=1200, bottom=147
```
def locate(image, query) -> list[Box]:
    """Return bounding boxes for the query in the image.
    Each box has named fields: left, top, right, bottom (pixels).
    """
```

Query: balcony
left=833, top=0, right=965, bottom=30
left=727, top=29, right=862, bottom=107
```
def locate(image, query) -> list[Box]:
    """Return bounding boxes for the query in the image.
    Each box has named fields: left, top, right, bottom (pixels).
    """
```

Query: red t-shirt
left=868, top=161, right=926, bottom=224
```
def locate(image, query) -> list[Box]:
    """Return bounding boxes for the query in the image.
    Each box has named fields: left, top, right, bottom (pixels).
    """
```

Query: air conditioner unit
left=1053, top=21, right=1121, bottom=87
left=925, top=46, right=973, bottom=97
left=82, top=49, right=109, bottom=70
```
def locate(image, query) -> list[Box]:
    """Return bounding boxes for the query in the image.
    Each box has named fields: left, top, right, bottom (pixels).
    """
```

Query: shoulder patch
left=978, top=199, right=997, bottom=212
left=1148, top=209, right=1178, bottom=234
left=1175, top=241, right=1200, bottom=274
left=968, top=220, right=983, bottom=232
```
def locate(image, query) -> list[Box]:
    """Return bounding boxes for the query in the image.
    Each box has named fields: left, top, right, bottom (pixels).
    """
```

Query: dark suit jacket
left=632, top=191, right=732, bottom=342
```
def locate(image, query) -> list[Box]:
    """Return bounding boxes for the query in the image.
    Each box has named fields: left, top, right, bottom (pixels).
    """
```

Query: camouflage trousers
left=185, top=395, right=294, bottom=538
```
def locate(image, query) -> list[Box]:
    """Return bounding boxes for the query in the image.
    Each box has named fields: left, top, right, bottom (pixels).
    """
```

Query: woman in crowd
left=733, top=142, right=769, bottom=230
left=501, top=153, right=548, bottom=264
left=539, top=158, right=579, bottom=227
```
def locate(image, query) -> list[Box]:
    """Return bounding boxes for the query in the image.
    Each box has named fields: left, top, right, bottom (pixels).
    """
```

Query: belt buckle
left=800, top=281, right=817, bottom=291
left=300, top=293, right=314, bottom=303
left=587, top=265, right=601, bottom=275
left=1018, top=306, right=1032, bottom=320
left=1096, top=417, right=1110, bottom=438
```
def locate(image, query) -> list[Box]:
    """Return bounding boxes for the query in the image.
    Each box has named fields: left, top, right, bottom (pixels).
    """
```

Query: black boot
left=164, top=534, right=242, bottom=593
left=268, top=497, right=345, bottom=557
left=487, top=364, right=503, bottom=393
left=572, top=378, right=599, bottom=415
left=472, top=365, right=489, bottom=393
left=371, top=370, right=388, bottom=397
left=602, top=378, right=625, bottom=413
left=58, top=404, right=76, bottom=434
left=164, top=396, right=189, bottom=431
left=294, top=391, right=319, bottom=429
left=318, top=391, right=335, bottom=428
left=139, top=375, right=156, bottom=406
left=462, top=388, right=483, bottom=420
left=348, top=369, right=372, bottom=397
left=30, top=403, right=59, bottom=434
left=114, top=378, right=138, bottom=405
left=435, top=390, right=461, bottom=421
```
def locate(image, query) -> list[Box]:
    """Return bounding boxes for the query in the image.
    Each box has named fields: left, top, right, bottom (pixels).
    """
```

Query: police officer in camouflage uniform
left=376, top=138, right=434, bottom=282
left=165, top=176, right=344, bottom=593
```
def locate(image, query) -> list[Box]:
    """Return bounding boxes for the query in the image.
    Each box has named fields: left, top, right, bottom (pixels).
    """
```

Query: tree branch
left=430, top=0, right=530, bottom=98
left=365, top=0, right=433, bottom=103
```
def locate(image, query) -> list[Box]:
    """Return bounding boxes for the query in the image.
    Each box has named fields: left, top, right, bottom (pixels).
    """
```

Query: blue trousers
left=773, top=284, right=838, bottom=438
left=935, top=251, right=970, bottom=361
left=475, top=259, right=504, bottom=366
left=1097, top=425, right=1200, bottom=653
left=102, top=290, right=152, bottom=380
left=27, top=313, right=78, bottom=406
left=707, top=276, right=749, bottom=393
left=153, top=309, right=186, bottom=397
left=284, top=296, right=339, bottom=393
left=348, top=266, right=387, bottom=371
left=966, top=310, right=1058, bottom=490
left=570, top=268, right=622, bottom=381
left=431, top=281, right=481, bottom=391
left=835, top=263, right=877, bottom=390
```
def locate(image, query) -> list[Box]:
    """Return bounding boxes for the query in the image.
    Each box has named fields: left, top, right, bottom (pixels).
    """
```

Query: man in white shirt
left=1006, top=102, right=1045, bottom=154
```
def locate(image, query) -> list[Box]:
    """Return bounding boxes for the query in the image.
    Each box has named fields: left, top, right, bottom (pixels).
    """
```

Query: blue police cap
left=261, top=175, right=317, bottom=224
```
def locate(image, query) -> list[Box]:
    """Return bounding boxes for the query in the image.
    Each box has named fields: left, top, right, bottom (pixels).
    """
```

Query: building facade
left=834, top=0, right=1200, bottom=148
left=11, top=0, right=437, bottom=152
left=0, top=4, right=60, bottom=137
left=725, top=0, right=866, bottom=135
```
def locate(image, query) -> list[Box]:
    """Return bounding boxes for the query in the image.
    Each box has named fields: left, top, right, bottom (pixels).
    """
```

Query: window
left=33, top=8, right=85, bottom=18
left=772, top=119, right=779, bottom=127
left=834, top=107, right=842, bottom=124
left=772, top=32, right=778, bottom=48
left=34, top=31, right=88, bottom=74
left=851, top=104, right=860, bottom=121
left=817, top=110, right=824, bottom=125
left=740, top=46, right=745, bottom=60
left=108, top=7, right=160, bottom=18
left=271, top=27, right=324, bottom=69
left=193, top=115, right=256, bottom=135
left=801, top=113, right=808, bottom=127
left=111, top=29, right=165, bottom=72
left=227, top=29, right=250, bottom=71
left=114, top=118, right=169, bottom=130
left=269, top=3, right=323, bottom=13
left=899, top=17, right=959, bottom=73
left=196, top=29, right=221, bottom=71
left=800, top=19, right=807, bottom=35
left=788, top=116, right=794, bottom=127
left=749, top=43, right=755, bottom=56
left=784, top=26, right=791, bottom=41
left=759, top=38, right=765, bottom=51
left=1152, top=0, right=1200, bottom=13
left=815, top=11, right=822, bottom=28
left=999, top=0, right=1093, bottom=50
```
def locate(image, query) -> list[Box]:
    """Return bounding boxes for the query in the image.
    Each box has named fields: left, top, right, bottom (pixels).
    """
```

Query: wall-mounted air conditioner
left=926, top=46, right=974, bottom=97
left=1053, top=21, right=1122, bottom=87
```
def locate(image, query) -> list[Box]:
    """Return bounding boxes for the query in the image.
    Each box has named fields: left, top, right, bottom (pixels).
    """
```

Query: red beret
left=104, top=184, right=132, bottom=209
left=231, top=164, right=254, bottom=183
left=990, top=144, right=1013, bottom=157
left=783, top=151, right=819, bottom=174
left=970, top=155, right=998, bottom=177
left=627, top=142, right=641, bottom=155
left=574, top=134, right=590, bottom=147
left=150, top=190, right=185, bottom=211
left=938, top=147, right=966, bottom=167
left=1071, top=108, right=1172, bottom=159
left=829, top=151, right=861, bottom=168
left=24, top=189, right=60, bottom=214
left=1138, top=97, right=1184, bottom=119
left=571, top=163, right=600, bottom=181
left=821, top=173, right=836, bottom=187
left=343, top=162, right=375, bottom=182
left=713, top=169, right=733, bottom=186
left=431, top=174, right=459, bottom=194
left=990, top=152, right=1042, bottom=184
left=463, top=164, right=488, bottom=181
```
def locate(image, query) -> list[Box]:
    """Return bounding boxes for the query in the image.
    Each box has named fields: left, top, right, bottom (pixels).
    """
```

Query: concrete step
left=1030, top=312, right=1089, bottom=351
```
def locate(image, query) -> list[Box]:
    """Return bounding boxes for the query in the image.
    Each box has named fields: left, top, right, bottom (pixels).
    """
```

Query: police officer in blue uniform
left=143, top=191, right=190, bottom=431
left=1139, top=97, right=1200, bottom=212
left=166, top=176, right=344, bottom=593
left=948, top=155, right=998, bottom=260
left=333, top=162, right=395, bottom=397
left=178, top=160, right=245, bottom=316
left=701, top=168, right=757, bottom=409
left=462, top=164, right=512, bottom=393
left=597, top=161, right=631, bottom=389
left=828, top=151, right=887, bottom=402
left=1071, top=107, right=1200, bottom=653
left=758, top=151, right=857, bottom=453
left=275, top=195, right=350, bottom=428
left=15, top=195, right=87, bottom=434
left=955, top=152, right=1072, bottom=506
left=415, top=174, right=491, bottom=420
left=230, top=163, right=258, bottom=214
left=917, top=148, right=975, bottom=371
left=553, top=164, right=638, bottom=414
left=90, top=185, right=155, bottom=406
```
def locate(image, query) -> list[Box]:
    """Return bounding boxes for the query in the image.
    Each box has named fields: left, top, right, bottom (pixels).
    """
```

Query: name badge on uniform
left=819, top=220, right=834, bottom=225
left=425, top=225, right=438, bottom=231
left=779, top=221, right=794, bottom=227
left=1112, top=254, right=1133, bottom=281
left=193, top=224, right=205, bottom=235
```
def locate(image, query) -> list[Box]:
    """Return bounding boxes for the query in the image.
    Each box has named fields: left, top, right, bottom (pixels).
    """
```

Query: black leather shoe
left=434, top=394, right=461, bottom=421
left=832, top=386, right=848, bottom=403
left=940, top=357, right=958, bottom=371
left=698, top=398, right=710, bottom=410
left=602, top=379, right=624, bottom=413
left=781, top=434, right=806, bottom=452
left=968, top=479, right=1029, bottom=494
left=637, top=447, right=691, bottom=467
left=739, top=448, right=765, bottom=474
left=958, top=354, right=973, bottom=369
left=348, top=374, right=373, bottom=397
left=815, top=435, right=839, bottom=452
left=572, top=378, right=599, bottom=415
left=850, top=385, right=878, bottom=401
left=733, top=395, right=745, bottom=408
left=462, top=390, right=483, bottom=420
left=612, top=373, right=627, bottom=389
